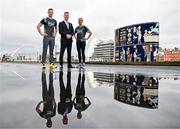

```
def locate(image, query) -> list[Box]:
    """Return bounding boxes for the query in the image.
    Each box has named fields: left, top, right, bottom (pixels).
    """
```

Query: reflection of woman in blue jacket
left=73, top=70, right=91, bottom=119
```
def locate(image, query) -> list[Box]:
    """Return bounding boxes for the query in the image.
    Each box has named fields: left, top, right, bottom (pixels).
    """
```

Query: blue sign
left=115, top=22, right=159, bottom=62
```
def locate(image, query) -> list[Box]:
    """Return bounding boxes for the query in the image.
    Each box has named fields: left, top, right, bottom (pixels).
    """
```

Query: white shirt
left=64, top=20, right=69, bottom=29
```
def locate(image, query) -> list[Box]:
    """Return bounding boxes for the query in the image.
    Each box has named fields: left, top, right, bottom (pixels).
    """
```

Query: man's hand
left=66, top=34, right=72, bottom=39
left=42, top=33, right=48, bottom=37
left=74, top=34, right=77, bottom=40
left=53, top=27, right=57, bottom=38
left=53, top=33, right=56, bottom=38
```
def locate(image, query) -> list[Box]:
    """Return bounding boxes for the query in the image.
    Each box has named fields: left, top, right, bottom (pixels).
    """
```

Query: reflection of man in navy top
left=36, top=70, right=56, bottom=128
left=58, top=70, right=73, bottom=125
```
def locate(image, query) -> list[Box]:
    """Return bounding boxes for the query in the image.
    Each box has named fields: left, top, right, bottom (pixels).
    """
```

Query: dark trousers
left=59, top=41, right=72, bottom=67
left=76, top=73, right=85, bottom=96
left=59, top=71, right=72, bottom=101
left=76, top=41, right=86, bottom=63
left=42, top=71, right=54, bottom=101
left=42, top=37, right=55, bottom=64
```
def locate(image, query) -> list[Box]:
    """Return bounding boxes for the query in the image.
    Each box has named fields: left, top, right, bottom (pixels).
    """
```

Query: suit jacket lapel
left=63, top=21, right=69, bottom=30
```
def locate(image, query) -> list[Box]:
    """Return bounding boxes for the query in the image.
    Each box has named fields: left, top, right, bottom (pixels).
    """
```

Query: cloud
left=1, top=0, right=180, bottom=56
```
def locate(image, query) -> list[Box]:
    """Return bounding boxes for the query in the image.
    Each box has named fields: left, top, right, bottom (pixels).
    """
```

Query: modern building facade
left=115, top=22, right=159, bottom=62
left=164, top=48, right=180, bottom=61
left=94, top=72, right=114, bottom=83
left=92, top=40, right=114, bottom=62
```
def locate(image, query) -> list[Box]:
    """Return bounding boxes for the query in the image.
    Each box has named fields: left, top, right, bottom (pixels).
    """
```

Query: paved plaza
left=0, top=63, right=180, bottom=128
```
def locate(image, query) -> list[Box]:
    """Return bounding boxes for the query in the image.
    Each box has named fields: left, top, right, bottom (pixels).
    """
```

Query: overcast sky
left=0, top=0, right=180, bottom=56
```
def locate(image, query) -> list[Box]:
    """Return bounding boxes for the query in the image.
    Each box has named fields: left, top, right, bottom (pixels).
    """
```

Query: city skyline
left=0, top=0, right=180, bottom=56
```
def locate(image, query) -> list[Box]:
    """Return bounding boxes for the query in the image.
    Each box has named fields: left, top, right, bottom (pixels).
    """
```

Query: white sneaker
left=81, top=63, right=85, bottom=68
left=76, top=63, right=82, bottom=68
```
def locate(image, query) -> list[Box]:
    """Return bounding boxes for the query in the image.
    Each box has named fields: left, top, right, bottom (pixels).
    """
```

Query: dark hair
left=64, top=12, right=69, bottom=14
left=48, top=8, right=53, bottom=11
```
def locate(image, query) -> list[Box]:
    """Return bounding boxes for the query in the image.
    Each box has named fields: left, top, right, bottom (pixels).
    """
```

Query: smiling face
left=47, top=9, right=54, bottom=18
left=64, top=12, right=69, bottom=21
left=78, top=18, right=83, bottom=25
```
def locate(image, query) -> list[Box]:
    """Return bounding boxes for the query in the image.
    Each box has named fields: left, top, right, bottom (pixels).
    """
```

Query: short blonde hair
left=78, top=17, right=83, bottom=21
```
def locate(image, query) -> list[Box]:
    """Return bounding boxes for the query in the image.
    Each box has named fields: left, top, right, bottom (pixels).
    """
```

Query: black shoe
left=42, top=63, right=46, bottom=69
left=68, top=66, right=75, bottom=68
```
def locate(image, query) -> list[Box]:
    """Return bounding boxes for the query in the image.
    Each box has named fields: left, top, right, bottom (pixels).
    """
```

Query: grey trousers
left=42, top=37, right=55, bottom=64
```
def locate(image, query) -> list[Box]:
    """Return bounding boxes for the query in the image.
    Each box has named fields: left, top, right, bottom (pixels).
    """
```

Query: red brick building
left=164, top=48, right=180, bottom=61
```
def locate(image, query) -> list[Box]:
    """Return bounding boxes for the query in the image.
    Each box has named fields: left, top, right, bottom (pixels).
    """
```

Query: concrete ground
left=0, top=63, right=180, bottom=128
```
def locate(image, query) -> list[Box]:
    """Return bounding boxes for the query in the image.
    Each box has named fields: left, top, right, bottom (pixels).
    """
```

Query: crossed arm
left=58, top=23, right=74, bottom=39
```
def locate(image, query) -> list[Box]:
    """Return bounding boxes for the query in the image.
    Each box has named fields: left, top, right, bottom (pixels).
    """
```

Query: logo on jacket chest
left=47, top=21, right=55, bottom=27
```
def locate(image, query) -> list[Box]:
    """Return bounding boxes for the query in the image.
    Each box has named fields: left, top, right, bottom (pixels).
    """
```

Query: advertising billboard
left=115, top=22, right=159, bottom=62
left=114, top=73, right=158, bottom=109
